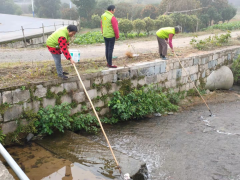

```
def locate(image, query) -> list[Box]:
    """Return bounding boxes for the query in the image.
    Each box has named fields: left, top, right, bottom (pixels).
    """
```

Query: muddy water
left=87, top=91, right=240, bottom=180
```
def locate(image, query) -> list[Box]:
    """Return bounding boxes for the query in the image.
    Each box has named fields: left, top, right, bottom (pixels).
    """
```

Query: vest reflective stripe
left=46, top=27, right=70, bottom=48
left=156, top=27, right=175, bottom=39
left=101, top=11, right=115, bottom=38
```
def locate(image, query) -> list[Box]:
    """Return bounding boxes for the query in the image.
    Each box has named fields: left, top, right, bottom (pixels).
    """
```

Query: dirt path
left=1, top=31, right=240, bottom=63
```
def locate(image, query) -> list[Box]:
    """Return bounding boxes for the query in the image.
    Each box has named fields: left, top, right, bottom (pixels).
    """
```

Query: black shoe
left=59, top=75, right=68, bottom=80
left=63, top=72, right=69, bottom=75
left=160, top=54, right=163, bottom=58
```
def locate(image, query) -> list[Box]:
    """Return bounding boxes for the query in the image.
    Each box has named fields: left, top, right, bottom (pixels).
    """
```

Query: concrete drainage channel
left=36, top=131, right=148, bottom=180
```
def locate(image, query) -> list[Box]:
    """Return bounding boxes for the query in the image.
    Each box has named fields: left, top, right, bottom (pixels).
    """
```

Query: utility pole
left=31, top=0, right=34, bottom=17
left=70, top=0, right=72, bottom=20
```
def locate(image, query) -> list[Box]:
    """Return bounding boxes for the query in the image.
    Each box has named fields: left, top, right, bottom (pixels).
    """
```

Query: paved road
left=0, top=14, right=74, bottom=42
left=1, top=31, right=240, bottom=63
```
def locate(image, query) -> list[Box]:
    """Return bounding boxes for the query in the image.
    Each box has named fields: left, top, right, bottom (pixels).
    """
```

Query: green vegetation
left=0, top=0, right=22, bottom=15
left=108, top=86, right=179, bottom=121
left=231, top=55, right=240, bottom=83
left=205, top=21, right=240, bottom=31
left=0, top=128, right=6, bottom=144
left=190, top=31, right=231, bottom=50
left=74, top=31, right=148, bottom=45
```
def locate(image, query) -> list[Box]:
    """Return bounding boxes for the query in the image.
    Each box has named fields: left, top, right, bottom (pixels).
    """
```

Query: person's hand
left=116, top=38, right=119, bottom=41
left=70, top=59, right=75, bottom=65
left=171, top=49, right=174, bottom=53
left=165, top=41, right=169, bottom=45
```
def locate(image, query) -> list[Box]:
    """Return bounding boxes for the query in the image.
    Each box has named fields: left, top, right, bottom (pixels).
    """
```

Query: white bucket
left=69, top=49, right=80, bottom=62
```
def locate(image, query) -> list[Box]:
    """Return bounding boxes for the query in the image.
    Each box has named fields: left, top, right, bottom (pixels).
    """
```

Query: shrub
left=133, top=19, right=146, bottom=36
left=118, top=19, right=133, bottom=37
left=231, top=55, right=240, bottom=83
left=156, top=15, right=174, bottom=29
left=91, top=14, right=101, bottom=28
left=143, top=17, right=155, bottom=35
left=35, top=103, right=72, bottom=135
left=108, top=86, right=178, bottom=121
left=0, top=128, right=6, bottom=144
left=190, top=31, right=231, bottom=50
left=141, top=5, right=158, bottom=19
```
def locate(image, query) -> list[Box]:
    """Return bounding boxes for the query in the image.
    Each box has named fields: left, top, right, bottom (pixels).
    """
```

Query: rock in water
left=205, top=66, right=234, bottom=90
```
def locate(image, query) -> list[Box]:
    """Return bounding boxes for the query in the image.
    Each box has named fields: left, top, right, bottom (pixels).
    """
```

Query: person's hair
left=175, top=26, right=182, bottom=33
left=107, top=5, right=115, bottom=11
left=67, top=25, right=78, bottom=32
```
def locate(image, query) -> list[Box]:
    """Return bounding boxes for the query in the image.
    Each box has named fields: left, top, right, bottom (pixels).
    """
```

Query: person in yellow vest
left=156, top=26, right=182, bottom=60
left=46, top=25, right=78, bottom=80
left=101, top=5, right=119, bottom=68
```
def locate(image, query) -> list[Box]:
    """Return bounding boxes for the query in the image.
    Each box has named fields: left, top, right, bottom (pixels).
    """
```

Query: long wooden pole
left=73, top=64, right=121, bottom=171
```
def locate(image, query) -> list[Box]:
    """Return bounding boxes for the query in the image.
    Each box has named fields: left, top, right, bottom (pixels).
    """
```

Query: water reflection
left=42, top=162, right=113, bottom=180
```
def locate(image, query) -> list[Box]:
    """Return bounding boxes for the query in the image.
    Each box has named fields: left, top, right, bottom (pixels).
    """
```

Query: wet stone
left=34, top=85, right=47, bottom=98
left=2, top=91, right=12, bottom=104
left=4, top=105, right=23, bottom=122
left=0, top=161, right=14, bottom=180
left=12, top=89, right=30, bottom=104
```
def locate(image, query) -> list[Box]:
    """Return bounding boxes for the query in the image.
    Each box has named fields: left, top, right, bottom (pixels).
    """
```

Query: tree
left=221, top=5, right=237, bottom=22
left=143, top=17, right=155, bottom=35
left=72, top=0, right=96, bottom=20
left=114, top=3, right=133, bottom=19
left=133, top=19, right=146, bottom=35
left=0, top=0, right=22, bottom=15
left=97, top=0, right=113, bottom=10
left=157, top=15, right=174, bottom=29
left=61, top=3, right=79, bottom=20
left=34, top=0, right=61, bottom=18
left=141, top=5, right=158, bottom=19
left=118, top=19, right=133, bottom=37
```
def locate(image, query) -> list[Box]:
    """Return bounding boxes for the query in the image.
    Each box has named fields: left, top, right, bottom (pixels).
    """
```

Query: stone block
left=228, top=53, right=231, bottom=61
left=87, top=89, right=98, bottom=100
left=113, top=74, right=118, bottom=83
left=146, top=75, right=157, bottom=84
left=168, top=70, right=173, bottom=80
left=202, top=70, right=206, bottom=78
left=23, top=102, right=33, bottom=111
left=213, top=53, right=219, bottom=60
left=180, top=76, right=188, bottom=84
left=174, top=62, right=180, bottom=69
left=71, top=104, right=82, bottom=115
left=2, top=121, right=18, bottom=134
left=132, top=80, right=138, bottom=87
left=201, top=57, right=207, bottom=65
left=61, top=95, right=72, bottom=104
left=43, top=98, right=56, bottom=108
left=94, top=101, right=104, bottom=108
left=94, top=77, right=102, bottom=85
left=161, top=62, right=166, bottom=73
left=33, top=101, right=41, bottom=113
left=73, top=92, right=86, bottom=103
left=193, top=57, right=199, bottom=65
left=130, top=69, right=138, bottom=78
left=169, top=63, right=173, bottom=70
left=2, top=91, right=12, bottom=104
left=4, top=105, right=23, bottom=122
left=0, top=114, right=3, bottom=122
left=97, top=87, right=108, bottom=96
left=103, top=74, right=115, bottom=84
left=176, top=69, right=182, bottom=79
left=77, top=80, right=90, bottom=91
left=190, top=66, right=198, bottom=74
left=109, top=84, right=119, bottom=94
left=138, top=67, right=155, bottom=76
left=154, top=65, right=161, bottom=75
left=157, top=73, right=168, bottom=82
left=34, top=85, right=47, bottom=98
left=118, top=71, right=130, bottom=80
left=100, top=108, right=109, bottom=116
left=186, top=83, right=190, bottom=91
left=180, top=85, right=186, bottom=92
left=138, top=78, right=146, bottom=86
left=13, top=89, right=30, bottom=104
left=0, top=93, right=2, bottom=105
left=165, top=81, right=171, bottom=88
left=171, top=80, right=177, bottom=88
left=190, top=74, right=198, bottom=81
left=50, top=84, right=64, bottom=94
left=63, top=82, right=78, bottom=92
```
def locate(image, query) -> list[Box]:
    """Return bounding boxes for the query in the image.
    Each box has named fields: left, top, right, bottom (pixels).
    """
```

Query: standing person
left=156, top=26, right=181, bottom=60
left=101, top=5, right=119, bottom=68
left=46, top=25, right=78, bottom=79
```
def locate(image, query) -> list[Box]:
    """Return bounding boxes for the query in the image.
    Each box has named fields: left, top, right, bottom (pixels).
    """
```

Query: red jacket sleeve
left=111, top=16, right=119, bottom=39
left=168, top=34, right=174, bottom=49
left=58, top=37, right=71, bottom=60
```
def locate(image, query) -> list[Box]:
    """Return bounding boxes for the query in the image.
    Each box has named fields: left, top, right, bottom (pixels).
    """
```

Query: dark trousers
left=157, top=36, right=168, bottom=56
left=104, top=37, right=115, bottom=66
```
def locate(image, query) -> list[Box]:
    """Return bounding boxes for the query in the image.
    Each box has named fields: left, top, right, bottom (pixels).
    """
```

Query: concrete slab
left=37, top=131, right=147, bottom=180
left=0, top=160, right=15, bottom=180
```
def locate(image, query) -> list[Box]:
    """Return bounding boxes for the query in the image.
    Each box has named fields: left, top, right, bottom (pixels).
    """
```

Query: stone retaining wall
left=1, top=46, right=240, bottom=134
